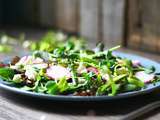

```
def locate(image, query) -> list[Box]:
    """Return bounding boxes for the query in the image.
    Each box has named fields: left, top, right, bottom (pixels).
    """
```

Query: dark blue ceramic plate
left=0, top=51, right=160, bottom=101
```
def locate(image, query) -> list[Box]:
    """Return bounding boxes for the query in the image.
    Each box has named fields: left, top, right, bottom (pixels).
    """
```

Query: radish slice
left=135, top=71, right=155, bottom=83
left=132, top=60, right=141, bottom=67
left=17, top=56, right=29, bottom=65
left=32, top=58, right=44, bottom=64
left=87, top=67, right=99, bottom=75
left=16, top=56, right=43, bottom=65
left=46, top=65, right=71, bottom=80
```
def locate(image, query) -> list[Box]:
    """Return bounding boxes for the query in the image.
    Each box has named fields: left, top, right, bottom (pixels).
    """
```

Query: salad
left=0, top=42, right=159, bottom=96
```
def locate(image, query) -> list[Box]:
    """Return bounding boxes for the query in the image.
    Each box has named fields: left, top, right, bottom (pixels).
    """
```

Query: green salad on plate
left=0, top=42, right=159, bottom=96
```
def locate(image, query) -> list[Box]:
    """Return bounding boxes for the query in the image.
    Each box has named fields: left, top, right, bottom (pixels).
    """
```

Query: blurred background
left=0, top=0, right=160, bottom=54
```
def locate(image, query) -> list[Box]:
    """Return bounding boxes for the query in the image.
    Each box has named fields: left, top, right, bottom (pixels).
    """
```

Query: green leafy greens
left=0, top=40, right=159, bottom=96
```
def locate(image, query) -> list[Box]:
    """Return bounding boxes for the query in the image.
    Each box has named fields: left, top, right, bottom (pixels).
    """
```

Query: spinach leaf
left=122, top=84, right=138, bottom=92
left=46, top=81, right=59, bottom=95
left=127, top=77, right=145, bottom=88
left=0, top=68, right=15, bottom=81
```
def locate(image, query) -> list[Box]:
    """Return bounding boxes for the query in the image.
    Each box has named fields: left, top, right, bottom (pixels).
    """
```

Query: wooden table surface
left=0, top=44, right=160, bottom=120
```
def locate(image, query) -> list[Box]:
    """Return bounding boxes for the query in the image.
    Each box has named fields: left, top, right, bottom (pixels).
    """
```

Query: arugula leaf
left=57, top=77, right=69, bottom=93
left=65, top=40, right=75, bottom=51
left=94, top=43, right=104, bottom=52
left=96, top=83, right=109, bottom=96
left=145, top=66, right=155, bottom=74
left=113, top=74, right=127, bottom=82
left=110, top=74, right=127, bottom=96
left=96, top=74, right=127, bottom=96
left=135, top=66, right=156, bottom=74
left=109, top=84, right=120, bottom=96
left=69, top=63, right=78, bottom=85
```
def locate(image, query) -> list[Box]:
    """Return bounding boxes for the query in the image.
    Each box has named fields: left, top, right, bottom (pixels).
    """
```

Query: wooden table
left=0, top=47, right=160, bottom=120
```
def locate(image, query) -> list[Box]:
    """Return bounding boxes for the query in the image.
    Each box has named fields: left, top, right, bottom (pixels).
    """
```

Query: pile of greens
left=23, top=32, right=86, bottom=53
left=0, top=31, right=85, bottom=53
left=0, top=42, right=159, bottom=96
